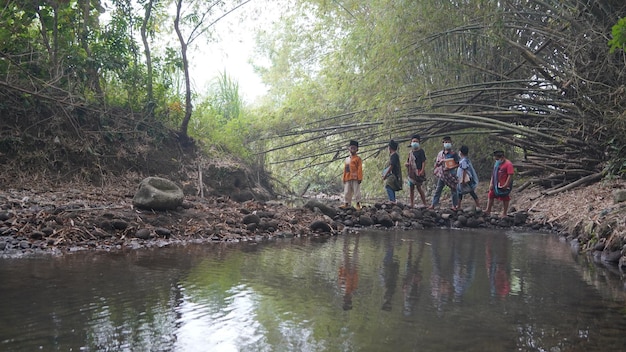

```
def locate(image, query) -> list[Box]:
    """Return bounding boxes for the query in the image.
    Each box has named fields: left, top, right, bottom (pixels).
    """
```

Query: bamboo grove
left=260, top=0, right=626, bottom=194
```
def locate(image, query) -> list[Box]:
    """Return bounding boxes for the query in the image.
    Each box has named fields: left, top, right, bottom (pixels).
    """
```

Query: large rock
left=133, top=177, right=184, bottom=210
left=613, top=190, right=626, bottom=204
left=304, top=200, right=337, bottom=218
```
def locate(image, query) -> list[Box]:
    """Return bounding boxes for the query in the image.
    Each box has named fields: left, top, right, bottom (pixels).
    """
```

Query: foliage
left=256, top=0, right=626, bottom=197
left=609, top=17, right=626, bottom=53
left=189, top=72, right=257, bottom=160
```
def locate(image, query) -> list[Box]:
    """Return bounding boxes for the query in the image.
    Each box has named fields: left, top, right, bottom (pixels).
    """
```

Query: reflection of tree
left=402, top=238, right=425, bottom=316
left=338, top=235, right=360, bottom=310
left=485, top=236, right=511, bottom=299
left=452, top=238, right=476, bottom=303
left=380, top=235, right=400, bottom=311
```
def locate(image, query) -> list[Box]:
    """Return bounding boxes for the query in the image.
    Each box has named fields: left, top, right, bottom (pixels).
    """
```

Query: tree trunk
left=174, top=0, right=192, bottom=141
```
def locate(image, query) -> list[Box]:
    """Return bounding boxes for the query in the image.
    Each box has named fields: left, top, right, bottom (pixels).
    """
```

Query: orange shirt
left=343, top=155, right=363, bottom=182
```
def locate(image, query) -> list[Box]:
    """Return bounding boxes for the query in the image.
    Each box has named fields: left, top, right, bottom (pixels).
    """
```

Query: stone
left=310, top=220, right=332, bottom=233
left=359, top=215, right=374, bottom=227
left=231, top=190, right=255, bottom=202
left=133, top=177, right=184, bottom=210
left=514, top=212, right=528, bottom=225
left=377, top=213, right=394, bottom=228
left=304, top=200, right=337, bottom=218
left=601, top=250, right=622, bottom=263
left=154, top=227, right=171, bottom=238
left=135, top=228, right=151, bottom=239
left=613, top=189, right=626, bottom=203
left=466, top=218, right=480, bottom=228
left=390, top=211, right=403, bottom=222
left=242, top=214, right=261, bottom=225
left=112, top=220, right=129, bottom=230
left=30, top=231, right=44, bottom=240
left=457, top=215, right=468, bottom=226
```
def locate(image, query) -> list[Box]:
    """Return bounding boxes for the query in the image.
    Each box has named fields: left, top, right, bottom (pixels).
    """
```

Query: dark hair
left=442, top=136, right=452, bottom=142
left=388, top=140, right=398, bottom=150
left=493, top=150, right=505, bottom=157
left=460, top=145, right=469, bottom=155
left=349, top=140, right=359, bottom=148
left=411, top=134, right=421, bottom=141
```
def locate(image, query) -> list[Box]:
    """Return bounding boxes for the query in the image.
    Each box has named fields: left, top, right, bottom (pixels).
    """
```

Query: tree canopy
left=258, top=0, right=626, bottom=195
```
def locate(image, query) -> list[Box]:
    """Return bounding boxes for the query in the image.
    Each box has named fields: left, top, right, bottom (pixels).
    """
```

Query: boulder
left=359, top=215, right=374, bottom=227
left=613, top=189, right=626, bottom=203
left=242, top=214, right=261, bottom=225
left=310, top=220, right=332, bottom=233
left=514, top=212, right=528, bottom=226
left=376, top=213, right=394, bottom=228
left=304, top=200, right=337, bottom=218
left=133, top=177, right=184, bottom=210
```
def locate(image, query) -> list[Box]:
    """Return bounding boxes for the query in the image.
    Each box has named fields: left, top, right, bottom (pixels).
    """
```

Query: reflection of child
left=341, top=140, right=363, bottom=210
left=338, top=236, right=359, bottom=311
left=485, top=237, right=511, bottom=299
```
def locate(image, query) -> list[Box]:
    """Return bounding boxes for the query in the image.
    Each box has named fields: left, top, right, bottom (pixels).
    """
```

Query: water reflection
left=485, top=236, right=510, bottom=299
left=1, top=230, right=626, bottom=351
left=380, top=234, right=399, bottom=311
left=402, top=238, right=424, bottom=316
left=338, top=234, right=359, bottom=311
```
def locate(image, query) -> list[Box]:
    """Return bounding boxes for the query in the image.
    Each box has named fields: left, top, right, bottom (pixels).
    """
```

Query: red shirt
left=495, top=159, right=514, bottom=187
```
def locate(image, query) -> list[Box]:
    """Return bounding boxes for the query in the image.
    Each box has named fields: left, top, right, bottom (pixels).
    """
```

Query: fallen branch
left=541, top=172, right=604, bottom=196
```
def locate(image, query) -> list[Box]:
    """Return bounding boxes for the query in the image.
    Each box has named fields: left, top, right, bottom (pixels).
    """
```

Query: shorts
left=488, top=188, right=510, bottom=201
left=408, top=175, right=425, bottom=187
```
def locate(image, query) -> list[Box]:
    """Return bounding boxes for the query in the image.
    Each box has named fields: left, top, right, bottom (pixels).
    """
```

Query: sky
left=187, top=1, right=282, bottom=104
left=101, top=0, right=282, bottom=104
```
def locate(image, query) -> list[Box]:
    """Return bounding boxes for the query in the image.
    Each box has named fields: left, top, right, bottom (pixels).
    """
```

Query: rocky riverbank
left=0, top=184, right=553, bottom=257
left=1, top=179, right=625, bottom=267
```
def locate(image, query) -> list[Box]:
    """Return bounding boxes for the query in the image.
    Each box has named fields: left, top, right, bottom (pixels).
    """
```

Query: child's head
left=410, top=134, right=421, bottom=149
left=459, top=145, right=469, bottom=156
left=388, top=140, right=398, bottom=152
left=442, top=136, right=452, bottom=150
left=349, top=140, right=359, bottom=154
left=493, top=150, right=505, bottom=160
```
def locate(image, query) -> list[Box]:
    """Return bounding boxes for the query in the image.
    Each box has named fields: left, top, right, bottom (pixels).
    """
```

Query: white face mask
left=411, top=142, right=420, bottom=148
left=443, top=143, right=452, bottom=149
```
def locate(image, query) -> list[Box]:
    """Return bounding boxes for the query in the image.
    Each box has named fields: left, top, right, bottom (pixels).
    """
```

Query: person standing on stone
left=456, top=145, right=480, bottom=209
left=382, top=140, right=402, bottom=204
left=429, top=136, right=460, bottom=210
left=485, top=150, right=515, bottom=217
left=341, top=140, right=363, bottom=210
left=406, top=134, right=427, bottom=208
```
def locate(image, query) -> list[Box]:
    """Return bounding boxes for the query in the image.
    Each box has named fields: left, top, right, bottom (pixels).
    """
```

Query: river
left=1, top=228, right=625, bottom=351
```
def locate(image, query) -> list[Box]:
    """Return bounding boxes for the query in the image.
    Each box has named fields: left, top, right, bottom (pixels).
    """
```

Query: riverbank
left=512, top=178, right=626, bottom=265
left=1, top=179, right=625, bottom=267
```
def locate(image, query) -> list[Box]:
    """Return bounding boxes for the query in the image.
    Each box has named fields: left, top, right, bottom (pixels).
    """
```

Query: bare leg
left=501, top=199, right=510, bottom=217
left=485, top=197, right=494, bottom=215
left=409, top=184, right=415, bottom=208
left=417, top=185, right=427, bottom=206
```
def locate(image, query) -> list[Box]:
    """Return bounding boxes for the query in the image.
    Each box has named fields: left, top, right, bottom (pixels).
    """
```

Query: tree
left=172, top=0, right=253, bottom=141
left=258, top=0, right=626, bottom=194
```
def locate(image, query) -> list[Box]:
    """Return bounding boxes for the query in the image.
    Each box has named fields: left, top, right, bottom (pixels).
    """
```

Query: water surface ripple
left=1, top=229, right=626, bottom=351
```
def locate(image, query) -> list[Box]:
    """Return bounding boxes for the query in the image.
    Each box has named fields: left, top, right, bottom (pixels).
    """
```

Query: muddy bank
left=1, top=185, right=538, bottom=258
left=2, top=180, right=625, bottom=270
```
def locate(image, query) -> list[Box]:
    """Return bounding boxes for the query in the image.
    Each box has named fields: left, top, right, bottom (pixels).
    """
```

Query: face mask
left=443, top=143, right=452, bottom=149
left=411, top=142, right=420, bottom=148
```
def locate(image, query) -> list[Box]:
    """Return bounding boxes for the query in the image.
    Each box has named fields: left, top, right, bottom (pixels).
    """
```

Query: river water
left=1, top=229, right=626, bottom=352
